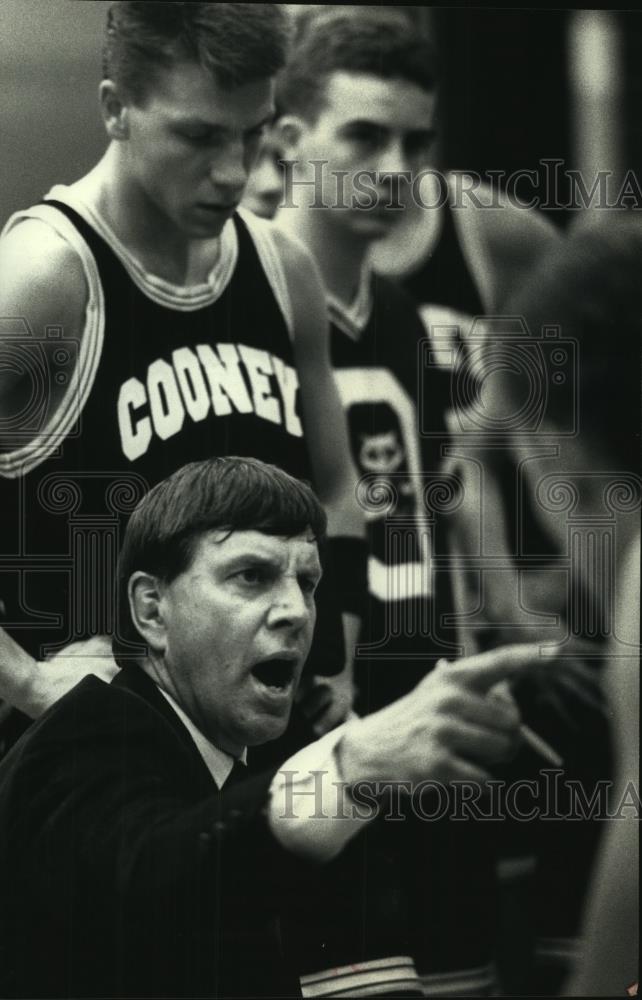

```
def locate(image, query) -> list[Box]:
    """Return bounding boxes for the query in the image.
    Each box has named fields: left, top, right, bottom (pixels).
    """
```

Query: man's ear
left=273, top=114, right=308, bottom=157
left=99, top=79, right=130, bottom=141
left=128, top=572, right=167, bottom=654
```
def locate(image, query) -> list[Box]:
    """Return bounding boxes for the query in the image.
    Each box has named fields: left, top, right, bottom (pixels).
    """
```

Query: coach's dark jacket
left=0, top=665, right=308, bottom=999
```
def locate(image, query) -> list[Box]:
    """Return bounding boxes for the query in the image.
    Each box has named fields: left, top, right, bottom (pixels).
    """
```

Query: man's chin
left=183, top=220, right=228, bottom=240
left=244, top=713, right=291, bottom=748
left=242, top=197, right=280, bottom=221
left=342, top=209, right=405, bottom=239
left=181, top=208, right=234, bottom=240
left=241, top=696, right=296, bottom=747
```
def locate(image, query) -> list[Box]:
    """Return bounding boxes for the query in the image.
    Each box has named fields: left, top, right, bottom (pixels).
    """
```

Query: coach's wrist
left=334, top=715, right=381, bottom=789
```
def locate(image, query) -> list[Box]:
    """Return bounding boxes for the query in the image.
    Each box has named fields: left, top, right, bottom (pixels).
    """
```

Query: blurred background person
left=495, top=217, right=641, bottom=997
left=242, top=127, right=285, bottom=220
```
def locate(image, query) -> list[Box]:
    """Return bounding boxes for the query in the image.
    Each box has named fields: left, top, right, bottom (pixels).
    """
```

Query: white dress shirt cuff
left=268, top=718, right=370, bottom=862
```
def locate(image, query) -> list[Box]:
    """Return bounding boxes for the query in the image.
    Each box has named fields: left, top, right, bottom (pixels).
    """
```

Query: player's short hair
left=115, top=456, right=326, bottom=650
left=103, top=1, right=290, bottom=104
left=504, top=217, right=642, bottom=468
left=277, top=8, right=438, bottom=122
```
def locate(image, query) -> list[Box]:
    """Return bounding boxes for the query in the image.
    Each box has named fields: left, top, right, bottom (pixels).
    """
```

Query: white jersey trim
left=326, top=261, right=373, bottom=339
left=368, top=555, right=432, bottom=602
left=0, top=203, right=105, bottom=479
left=0, top=196, right=293, bottom=479
left=236, top=205, right=294, bottom=338
left=333, top=367, right=432, bottom=600
left=44, top=185, right=240, bottom=313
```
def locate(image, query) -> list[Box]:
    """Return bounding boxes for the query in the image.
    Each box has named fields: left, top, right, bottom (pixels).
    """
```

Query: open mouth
left=251, top=658, right=297, bottom=692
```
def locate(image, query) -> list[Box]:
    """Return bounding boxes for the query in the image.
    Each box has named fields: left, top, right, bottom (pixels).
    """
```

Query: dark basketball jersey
left=373, top=193, right=486, bottom=406
left=0, top=195, right=315, bottom=662
left=402, top=197, right=485, bottom=318
left=328, top=272, right=499, bottom=995
left=329, top=272, right=456, bottom=712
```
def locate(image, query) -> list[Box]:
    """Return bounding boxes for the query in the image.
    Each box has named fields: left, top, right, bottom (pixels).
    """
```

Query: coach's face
left=112, top=61, right=274, bottom=238
left=283, top=71, right=436, bottom=239
left=154, top=529, right=321, bottom=755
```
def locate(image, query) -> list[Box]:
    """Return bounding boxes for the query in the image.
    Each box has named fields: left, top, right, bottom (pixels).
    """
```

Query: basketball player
left=276, top=8, right=458, bottom=706
left=273, top=10, right=505, bottom=996
left=0, top=3, right=363, bottom=741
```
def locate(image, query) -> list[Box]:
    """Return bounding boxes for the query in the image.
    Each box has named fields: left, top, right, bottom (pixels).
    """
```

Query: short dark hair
left=116, top=456, right=326, bottom=649
left=277, top=8, right=438, bottom=122
left=103, top=2, right=290, bottom=104
left=504, top=217, right=642, bottom=468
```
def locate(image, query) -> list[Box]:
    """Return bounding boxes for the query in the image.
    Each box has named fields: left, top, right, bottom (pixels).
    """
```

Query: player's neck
left=74, top=149, right=221, bottom=286
left=279, top=205, right=370, bottom=306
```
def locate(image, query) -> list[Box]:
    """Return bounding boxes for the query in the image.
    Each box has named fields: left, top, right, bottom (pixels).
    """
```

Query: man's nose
left=253, top=158, right=282, bottom=199
left=376, top=139, right=410, bottom=179
left=266, top=578, right=311, bottom=631
left=209, top=142, right=248, bottom=197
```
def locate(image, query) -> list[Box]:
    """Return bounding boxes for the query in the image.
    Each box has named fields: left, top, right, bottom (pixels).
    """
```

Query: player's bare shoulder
left=271, top=221, right=327, bottom=346
left=0, top=217, right=88, bottom=333
left=0, top=216, right=89, bottom=435
left=271, top=222, right=320, bottom=287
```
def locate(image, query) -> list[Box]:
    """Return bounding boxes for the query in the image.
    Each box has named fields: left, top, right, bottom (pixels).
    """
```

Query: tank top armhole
left=0, top=204, right=105, bottom=478
left=235, top=207, right=294, bottom=339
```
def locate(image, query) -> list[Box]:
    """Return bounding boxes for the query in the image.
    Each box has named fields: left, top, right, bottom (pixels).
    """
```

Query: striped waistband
left=299, top=957, right=498, bottom=998
left=300, top=955, right=422, bottom=998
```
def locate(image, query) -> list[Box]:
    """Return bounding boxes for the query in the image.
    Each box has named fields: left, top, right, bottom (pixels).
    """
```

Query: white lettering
left=196, top=343, right=253, bottom=415
left=272, top=356, right=302, bottom=436
left=118, top=377, right=152, bottom=462
left=237, top=345, right=281, bottom=426
left=172, top=346, right=210, bottom=423
left=117, top=342, right=301, bottom=462
left=147, top=359, right=185, bottom=441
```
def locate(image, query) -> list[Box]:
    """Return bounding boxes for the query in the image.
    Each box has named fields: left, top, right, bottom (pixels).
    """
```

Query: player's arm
left=0, top=220, right=118, bottom=716
left=0, top=219, right=88, bottom=440
left=272, top=226, right=364, bottom=539
left=273, top=227, right=365, bottom=732
left=564, top=535, right=640, bottom=997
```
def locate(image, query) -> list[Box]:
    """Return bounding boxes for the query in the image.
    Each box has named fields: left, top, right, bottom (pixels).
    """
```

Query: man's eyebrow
left=222, top=552, right=279, bottom=572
